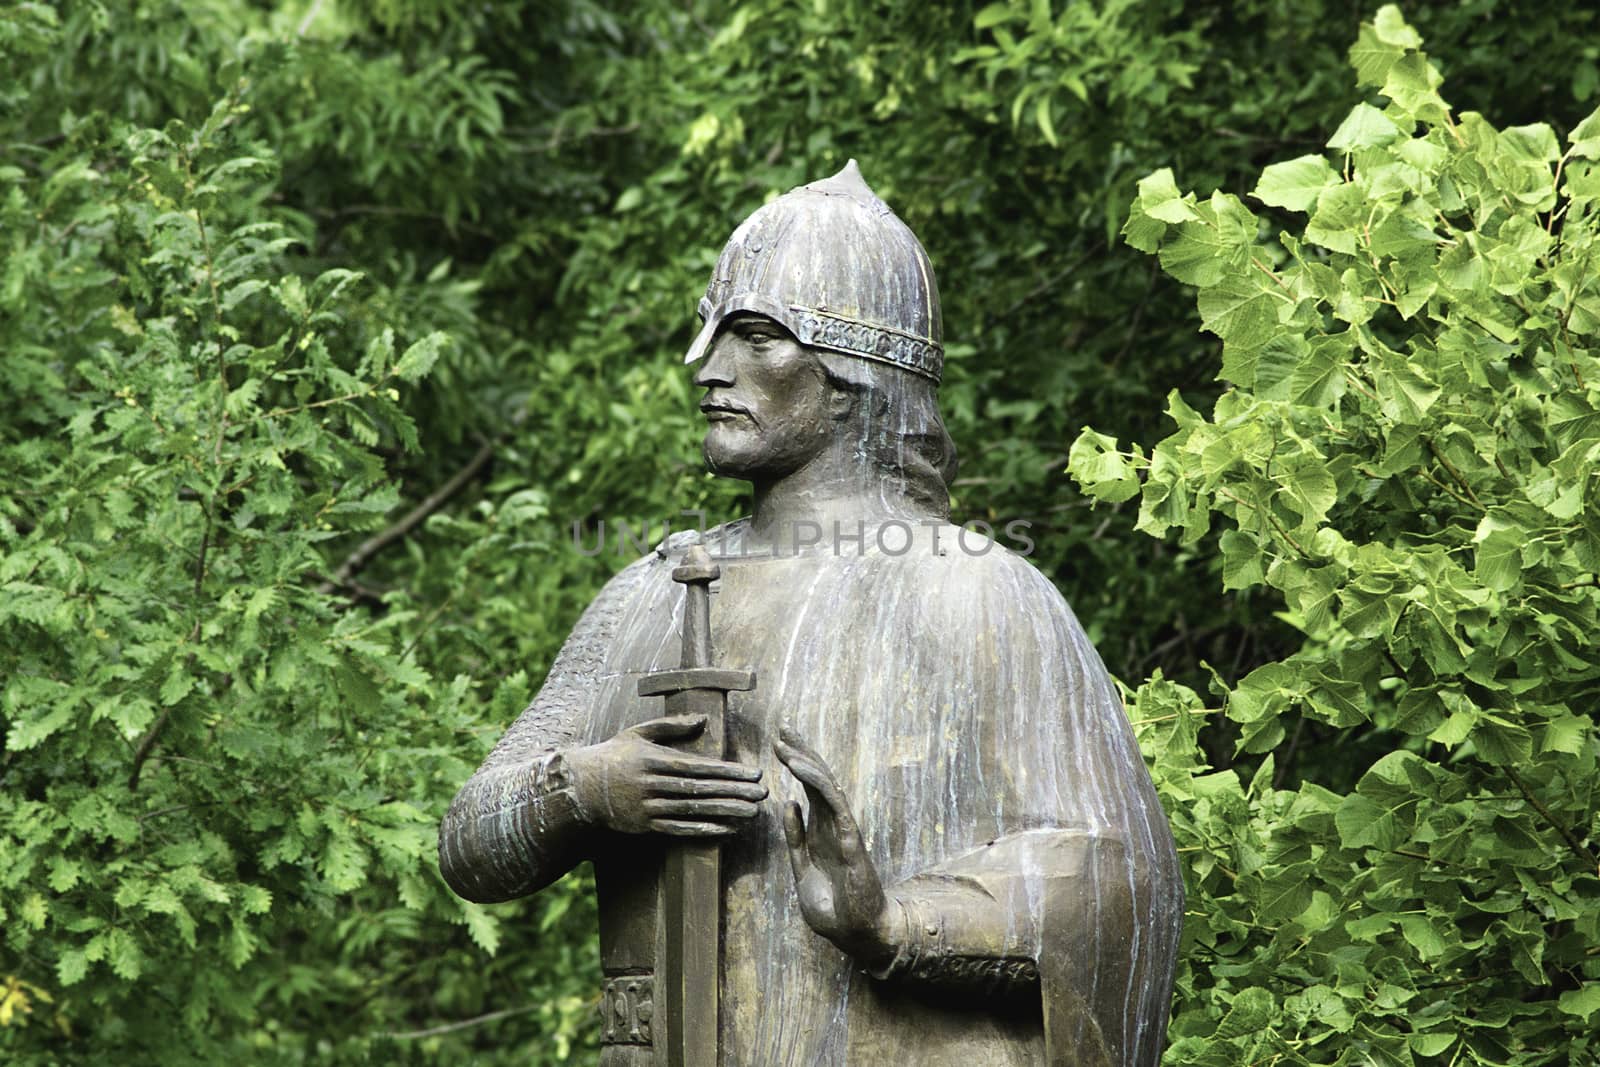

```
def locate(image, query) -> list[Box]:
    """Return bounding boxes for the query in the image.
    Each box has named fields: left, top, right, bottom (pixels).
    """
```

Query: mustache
left=699, top=396, right=755, bottom=418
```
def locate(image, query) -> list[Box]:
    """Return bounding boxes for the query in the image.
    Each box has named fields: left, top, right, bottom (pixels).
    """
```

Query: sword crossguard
left=638, top=667, right=756, bottom=698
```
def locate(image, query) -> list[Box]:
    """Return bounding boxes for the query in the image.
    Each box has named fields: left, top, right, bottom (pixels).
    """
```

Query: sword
left=637, top=542, right=755, bottom=1066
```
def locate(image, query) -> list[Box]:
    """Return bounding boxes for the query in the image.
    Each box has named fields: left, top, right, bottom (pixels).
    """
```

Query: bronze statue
left=440, top=161, right=1184, bottom=1065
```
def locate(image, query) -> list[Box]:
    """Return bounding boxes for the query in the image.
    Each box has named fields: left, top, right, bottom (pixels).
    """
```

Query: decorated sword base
left=637, top=543, right=755, bottom=1067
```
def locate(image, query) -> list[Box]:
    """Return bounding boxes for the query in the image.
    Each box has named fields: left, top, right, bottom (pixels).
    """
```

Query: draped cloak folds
left=439, top=521, right=1184, bottom=1066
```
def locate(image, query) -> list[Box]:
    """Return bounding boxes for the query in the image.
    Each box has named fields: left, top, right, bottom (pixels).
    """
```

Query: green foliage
left=1073, top=8, right=1600, bottom=1063
left=0, top=81, right=500, bottom=1062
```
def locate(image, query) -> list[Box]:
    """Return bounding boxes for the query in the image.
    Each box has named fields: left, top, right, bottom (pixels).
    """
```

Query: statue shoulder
left=650, top=519, right=751, bottom=566
left=574, top=520, right=752, bottom=623
left=590, top=520, right=748, bottom=590
left=903, top=523, right=1095, bottom=641
left=920, top=521, right=1058, bottom=589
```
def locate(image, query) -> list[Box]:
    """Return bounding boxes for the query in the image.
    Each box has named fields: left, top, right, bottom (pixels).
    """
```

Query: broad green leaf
left=1372, top=5, right=1423, bottom=49
left=1336, top=793, right=1407, bottom=849
left=1257, top=868, right=1315, bottom=922
left=1067, top=429, right=1142, bottom=503
left=1473, top=512, right=1524, bottom=593
left=1541, top=714, right=1590, bottom=755
left=1570, top=106, right=1600, bottom=160
left=1197, top=275, right=1278, bottom=347
left=1288, top=335, right=1348, bottom=407
left=1158, top=219, right=1229, bottom=287
left=1278, top=455, right=1337, bottom=527
left=1560, top=984, right=1600, bottom=1021
left=1136, top=167, right=1200, bottom=224
left=1328, top=103, right=1403, bottom=151
left=1471, top=713, right=1534, bottom=765
left=1398, top=913, right=1446, bottom=959
left=1252, top=155, right=1337, bottom=212
left=1348, top=34, right=1399, bottom=90
left=1371, top=356, right=1440, bottom=423
left=1381, top=53, right=1449, bottom=124
left=1305, top=181, right=1366, bottom=253
left=1214, top=987, right=1274, bottom=1040
left=1501, top=123, right=1561, bottom=166
left=1429, top=705, right=1476, bottom=746
left=1410, top=1033, right=1456, bottom=1057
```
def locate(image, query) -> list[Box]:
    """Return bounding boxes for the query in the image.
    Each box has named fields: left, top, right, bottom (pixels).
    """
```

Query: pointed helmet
left=684, top=160, right=944, bottom=383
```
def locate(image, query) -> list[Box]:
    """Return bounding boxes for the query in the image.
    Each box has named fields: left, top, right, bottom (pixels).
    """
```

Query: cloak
left=441, top=521, right=1184, bottom=1065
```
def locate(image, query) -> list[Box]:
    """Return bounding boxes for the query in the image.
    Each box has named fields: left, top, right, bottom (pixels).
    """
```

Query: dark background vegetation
left=2, top=1, right=1595, bottom=1062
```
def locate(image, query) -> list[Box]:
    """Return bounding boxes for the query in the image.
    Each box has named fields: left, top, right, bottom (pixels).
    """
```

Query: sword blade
left=659, top=683, right=725, bottom=1067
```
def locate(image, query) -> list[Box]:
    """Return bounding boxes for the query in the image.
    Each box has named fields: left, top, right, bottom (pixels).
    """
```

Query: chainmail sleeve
left=438, top=550, right=660, bottom=902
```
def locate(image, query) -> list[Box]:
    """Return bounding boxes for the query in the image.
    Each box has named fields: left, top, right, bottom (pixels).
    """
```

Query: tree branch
left=1507, top=766, right=1598, bottom=875
left=380, top=1002, right=542, bottom=1040
left=318, top=436, right=497, bottom=594
left=129, top=620, right=201, bottom=791
left=127, top=706, right=174, bottom=791
left=1424, top=437, right=1484, bottom=509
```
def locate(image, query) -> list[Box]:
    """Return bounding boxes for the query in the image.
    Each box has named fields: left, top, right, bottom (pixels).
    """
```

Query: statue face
left=694, top=313, right=835, bottom=481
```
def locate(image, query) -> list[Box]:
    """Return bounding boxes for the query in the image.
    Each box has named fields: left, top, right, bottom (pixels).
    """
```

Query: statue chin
left=702, top=425, right=765, bottom=480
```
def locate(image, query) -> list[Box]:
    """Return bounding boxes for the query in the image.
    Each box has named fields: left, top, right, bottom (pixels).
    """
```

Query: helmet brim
left=682, top=294, right=799, bottom=365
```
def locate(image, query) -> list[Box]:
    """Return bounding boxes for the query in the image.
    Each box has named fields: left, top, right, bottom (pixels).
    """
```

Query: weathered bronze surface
left=440, top=161, right=1184, bottom=1064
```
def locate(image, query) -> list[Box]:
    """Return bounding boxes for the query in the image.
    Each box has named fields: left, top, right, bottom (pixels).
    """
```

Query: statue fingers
left=783, top=801, right=816, bottom=876
left=648, top=818, right=736, bottom=837
left=642, top=751, right=762, bottom=781
left=641, top=797, right=761, bottom=821
left=775, top=759, right=831, bottom=818
left=773, top=738, right=853, bottom=821
left=627, top=714, right=707, bottom=743
left=777, top=723, right=845, bottom=771
left=646, top=775, right=768, bottom=802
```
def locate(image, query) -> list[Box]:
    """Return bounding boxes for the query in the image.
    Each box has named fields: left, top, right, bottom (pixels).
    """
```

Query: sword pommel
left=671, top=543, right=719, bottom=585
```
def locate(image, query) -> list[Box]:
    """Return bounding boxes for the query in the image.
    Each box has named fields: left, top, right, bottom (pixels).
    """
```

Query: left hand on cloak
left=774, top=724, right=899, bottom=970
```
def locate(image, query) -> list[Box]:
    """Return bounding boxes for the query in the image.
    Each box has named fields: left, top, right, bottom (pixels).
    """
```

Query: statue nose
left=694, top=339, right=736, bottom=388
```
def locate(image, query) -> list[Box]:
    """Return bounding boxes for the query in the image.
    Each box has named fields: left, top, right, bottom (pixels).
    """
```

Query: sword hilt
left=672, top=543, right=718, bottom=670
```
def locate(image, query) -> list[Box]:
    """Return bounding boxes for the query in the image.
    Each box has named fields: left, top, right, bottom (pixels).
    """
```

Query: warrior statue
left=439, top=161, right=1184, bottom=1065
